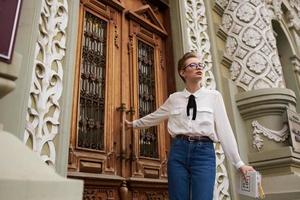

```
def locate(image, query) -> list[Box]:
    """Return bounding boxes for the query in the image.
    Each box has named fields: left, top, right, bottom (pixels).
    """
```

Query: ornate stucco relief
left=292, top=57, right=300, bottom=74
left=266, top=0, right=283, bottom=20
left=216, top=0, right=229, bottom=11
left=214, top=144, right=231, bottom=200
left=221, top=0, right=285, bottom=91
left=287, top=0, right=300, bottom=31
left=24, top=0, right=68, bottom=166
left=184, top=1, right=230, bottom=199
left=184, top=0, right=216, bottom=90
left=252, top=120, right=289, bottom=151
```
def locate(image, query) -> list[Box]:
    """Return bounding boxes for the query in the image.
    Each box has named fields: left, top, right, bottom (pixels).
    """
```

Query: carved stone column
left=219, top=0, right=300, bottom=198
left=221, top=0, right=284, bottom=90
left=236, top=89, right=300, bottom=199
left=236, top=88, right=297, bottom=169
left=221, top=0, right=300, bottom=165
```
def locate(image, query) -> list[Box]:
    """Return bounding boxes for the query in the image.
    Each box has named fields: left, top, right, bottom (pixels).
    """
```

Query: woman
left=126, top=52, right=254, bottom=200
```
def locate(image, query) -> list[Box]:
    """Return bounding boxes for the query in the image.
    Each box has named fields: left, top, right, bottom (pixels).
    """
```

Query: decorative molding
left=287, top=0, right=300, bottom=32
left=287, top=10, right=300, bottom=32
left=216, top=0, right=229, bottom=9
left=291, top=56, right=300, bottom=74
left=110, top=10, right=120, bottom=49
left=24, top=0, right=68, bottom=166
left=214, top=143, right=230, bottom=199
left=266, top=0, right=283, bottom=20
left=267, top=0, right=300, bottom=32
left=126, top=5, right=167, bottom=37
left=252, top=120, right=289, bottom=151
left=132, top=158, right=144, bottom=177
left=160, top=156, right=168, bottom=178
left=144, top=191, right=168, bottom=199
left=289, top=0, right=300, bottom=12
left=184, top=0, right=216, bottom=90
left=114, top=24, right=120, bottom=48
left=214, top=0, right=229, bottom=16
left=83, top=188, right=118, bottom=200
left=236, top=88, right=297, bottom=120
left=132, top=190, right=168, bottom=200
left=220, top=0, right=285, bottom=91
left=217, top=26, right=228, bottom=41
left=96, top=0, right=125, bottom=12
left=134, top=5, right=166, bottom=32
left=105, top=150, right=117, bottom=173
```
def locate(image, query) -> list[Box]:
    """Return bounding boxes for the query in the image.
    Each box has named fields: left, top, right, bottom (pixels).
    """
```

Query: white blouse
left=133, top=87, right=245, bottom=169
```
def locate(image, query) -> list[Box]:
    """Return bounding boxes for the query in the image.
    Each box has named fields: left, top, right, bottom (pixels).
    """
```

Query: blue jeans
left=167, top=138, right=216, bottom=200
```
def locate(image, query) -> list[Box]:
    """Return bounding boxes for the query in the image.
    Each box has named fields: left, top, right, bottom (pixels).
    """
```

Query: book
left=238, top=171, right=265, bottom=199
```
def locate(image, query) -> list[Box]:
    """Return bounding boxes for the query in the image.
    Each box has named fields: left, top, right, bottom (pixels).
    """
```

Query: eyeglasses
left=183, top=62, right=206, bottom=70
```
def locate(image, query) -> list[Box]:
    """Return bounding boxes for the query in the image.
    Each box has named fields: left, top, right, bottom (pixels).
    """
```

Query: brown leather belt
left=175, top=134, right=212, bottom=142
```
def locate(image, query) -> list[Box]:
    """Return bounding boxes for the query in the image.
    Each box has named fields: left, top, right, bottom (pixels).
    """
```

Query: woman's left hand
left=239, top=165, right=256, bottom=180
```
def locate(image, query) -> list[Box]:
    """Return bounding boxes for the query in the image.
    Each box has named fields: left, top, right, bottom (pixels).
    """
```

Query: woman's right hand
left=239, top=165, right=256, bottom=180
left=125, top=120, right=133, bottom=128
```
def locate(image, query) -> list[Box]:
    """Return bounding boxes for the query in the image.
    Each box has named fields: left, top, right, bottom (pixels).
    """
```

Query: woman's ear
left=179, top=70, right=185, bottom=78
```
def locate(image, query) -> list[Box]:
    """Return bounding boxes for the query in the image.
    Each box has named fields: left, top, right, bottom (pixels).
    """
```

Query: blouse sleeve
left=214, top=91, right=245, bottom=169
left=132, top=96, right=172, bottom=129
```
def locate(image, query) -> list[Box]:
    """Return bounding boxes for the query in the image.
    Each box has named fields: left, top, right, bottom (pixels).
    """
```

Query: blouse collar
left=183, top=86, right=204, bottom=98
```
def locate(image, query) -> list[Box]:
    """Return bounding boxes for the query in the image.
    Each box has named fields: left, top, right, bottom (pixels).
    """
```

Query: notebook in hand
left=238, top=171, right=265, bottom=199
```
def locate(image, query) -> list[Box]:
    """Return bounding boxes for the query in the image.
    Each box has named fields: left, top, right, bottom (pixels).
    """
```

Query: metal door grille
left=77, top=11, right=107, bottom=151
left=138, top=41, right=158, bottom=158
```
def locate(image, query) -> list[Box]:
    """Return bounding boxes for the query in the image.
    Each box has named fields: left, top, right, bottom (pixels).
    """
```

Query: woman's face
left=180, top=57, right=205, bottom=83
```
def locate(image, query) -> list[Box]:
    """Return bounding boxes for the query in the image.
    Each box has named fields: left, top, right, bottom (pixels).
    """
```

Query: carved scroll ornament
left=24, top=0, right=68, bottom=166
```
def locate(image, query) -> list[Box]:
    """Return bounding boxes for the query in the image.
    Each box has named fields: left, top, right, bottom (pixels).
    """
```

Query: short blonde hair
left=177, top=51, right=199, bottom=82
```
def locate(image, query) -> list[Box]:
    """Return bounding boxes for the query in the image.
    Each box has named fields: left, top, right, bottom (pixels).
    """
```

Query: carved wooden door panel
left=68, top=0, right=174, bottom=199
left=125, top=7, right=171, bottom=199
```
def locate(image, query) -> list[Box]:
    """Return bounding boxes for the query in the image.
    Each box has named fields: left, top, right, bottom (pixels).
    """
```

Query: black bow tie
left=187, top=95, right=197, bottom=120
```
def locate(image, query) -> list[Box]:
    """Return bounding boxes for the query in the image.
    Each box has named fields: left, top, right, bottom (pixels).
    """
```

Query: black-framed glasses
left=183, top=62, right=206, bottom=70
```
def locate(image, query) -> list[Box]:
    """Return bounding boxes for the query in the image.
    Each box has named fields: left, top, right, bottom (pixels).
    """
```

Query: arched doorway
left=272, top=19, right=300, bottom=111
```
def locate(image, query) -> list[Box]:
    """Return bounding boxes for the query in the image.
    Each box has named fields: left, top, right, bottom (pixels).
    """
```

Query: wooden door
left=68, top=0, right=175, bottom=199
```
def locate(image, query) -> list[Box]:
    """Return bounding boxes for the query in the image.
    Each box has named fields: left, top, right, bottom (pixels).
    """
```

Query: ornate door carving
left=68, top=0, right=174, bottom=199
left=126, top=6, right=169, bottom=180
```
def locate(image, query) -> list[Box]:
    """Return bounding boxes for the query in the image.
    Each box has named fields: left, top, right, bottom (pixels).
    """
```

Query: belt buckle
left=187, top=136, right=196, bottom=142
